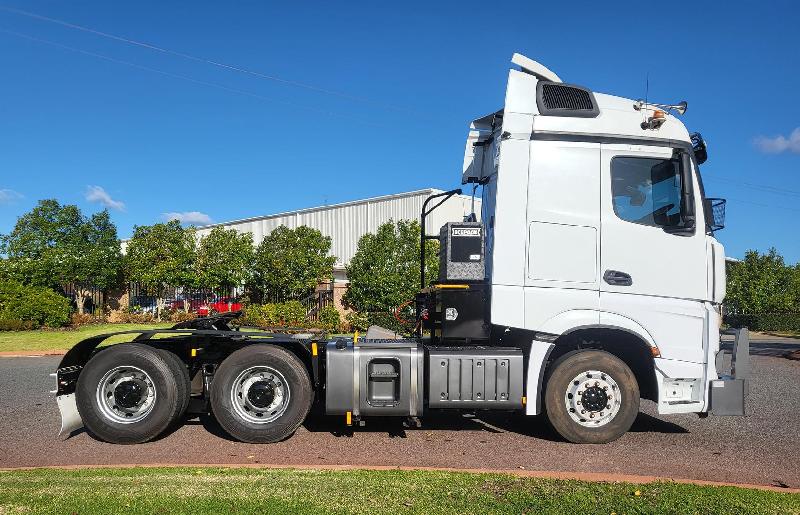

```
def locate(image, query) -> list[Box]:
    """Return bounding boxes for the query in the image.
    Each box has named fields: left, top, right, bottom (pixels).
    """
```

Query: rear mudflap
left=56, top=393, right=83, bottom=435
left=52, top=368, right=84, bottom=436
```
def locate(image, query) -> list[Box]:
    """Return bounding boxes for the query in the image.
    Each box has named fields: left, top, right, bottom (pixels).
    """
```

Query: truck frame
left=53, top=54, right=749, bottom=445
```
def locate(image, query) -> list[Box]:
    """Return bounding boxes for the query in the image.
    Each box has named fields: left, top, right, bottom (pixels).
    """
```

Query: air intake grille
left=541, top=83, right=593, bottom=110
left=536, top=82, right=599, bottom=118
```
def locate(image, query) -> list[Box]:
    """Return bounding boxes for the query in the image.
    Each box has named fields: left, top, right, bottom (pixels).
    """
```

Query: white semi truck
left=54, top=54, right=749, bottom=445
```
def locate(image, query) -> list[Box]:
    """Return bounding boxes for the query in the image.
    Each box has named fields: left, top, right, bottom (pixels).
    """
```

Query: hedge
left=240, top=301, right=310, bottom=328
left=724, top=313, right=800, bottom=332
left=0, top=280, right=72, bottom=329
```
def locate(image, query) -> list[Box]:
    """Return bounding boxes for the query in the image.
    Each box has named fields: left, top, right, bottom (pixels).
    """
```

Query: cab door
left=599, top=144, right=708, bottom=363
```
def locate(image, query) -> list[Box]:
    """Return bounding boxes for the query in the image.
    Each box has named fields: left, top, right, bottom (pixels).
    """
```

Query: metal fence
left=127, top=283, right=243, bottom=313
left=127, top=283, right=334, bottom=320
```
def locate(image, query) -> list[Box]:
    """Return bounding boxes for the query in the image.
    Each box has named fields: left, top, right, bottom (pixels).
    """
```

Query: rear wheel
left=544, top=350, right=639, bottom=444
left=211, top=345, right=312, bottom=443
left=76, top=344, right=185, bottom=444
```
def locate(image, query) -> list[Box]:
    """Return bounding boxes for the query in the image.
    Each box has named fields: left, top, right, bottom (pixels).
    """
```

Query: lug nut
left=594, top=381, right=599, bottom=387
left=603, top=386, right=608, bottom=391
left=581, top=410, right=585, bottom=414
left=606, top=404, right=611, bottom=409
left=600, top=412, right=604, bottom=417
left=577, top=401, right=581, bottom=405
left=589, top=413, right=595, bottom=418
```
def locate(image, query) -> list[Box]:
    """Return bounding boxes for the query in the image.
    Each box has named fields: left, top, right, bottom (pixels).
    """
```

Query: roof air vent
left=536, top=82, right=599, bottom=118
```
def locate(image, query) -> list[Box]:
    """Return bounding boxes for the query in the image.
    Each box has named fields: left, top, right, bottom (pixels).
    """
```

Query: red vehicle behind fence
left=197, top=297, right=242, bottom=316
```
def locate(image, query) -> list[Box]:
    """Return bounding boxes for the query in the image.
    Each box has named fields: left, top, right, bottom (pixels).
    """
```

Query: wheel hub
left=564, top=370, right=622, bottom=428
left=231, top=366, right=290, bottom=424
left=580, top=386, right=608, bottom=412
left=246, top=381, right=276, bottom=409
left=96, top=366, right=157, bottom=424
left=114, top=379, right=145, bottom=409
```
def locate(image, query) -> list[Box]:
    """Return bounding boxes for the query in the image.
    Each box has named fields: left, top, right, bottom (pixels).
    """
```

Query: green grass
left=0, top=468, right=796, bottom=514
left=0, top=323, right=172, bottom=353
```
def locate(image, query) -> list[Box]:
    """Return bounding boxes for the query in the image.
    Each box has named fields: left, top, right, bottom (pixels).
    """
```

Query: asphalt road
left=1, top=338, right=798, bottom=488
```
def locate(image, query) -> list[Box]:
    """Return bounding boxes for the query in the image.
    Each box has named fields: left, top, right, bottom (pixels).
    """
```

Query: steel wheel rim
left=230, top=366, right=290, bottom=424
left=96, top=365, right=157, bottom=424
left=564, top=369, right=622, bottom=428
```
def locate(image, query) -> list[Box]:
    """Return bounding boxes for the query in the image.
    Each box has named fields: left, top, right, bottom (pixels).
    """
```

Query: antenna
left=633, top=70, right=688, bottom=117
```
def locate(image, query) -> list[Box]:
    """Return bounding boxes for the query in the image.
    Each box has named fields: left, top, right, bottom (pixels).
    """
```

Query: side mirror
left=690, top=132, right=708, bottom=164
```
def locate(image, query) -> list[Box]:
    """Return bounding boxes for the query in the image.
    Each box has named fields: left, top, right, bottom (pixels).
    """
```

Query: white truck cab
left=462, top=54, right=745, bottom=425
left=54, top=54, right=748, bottom=446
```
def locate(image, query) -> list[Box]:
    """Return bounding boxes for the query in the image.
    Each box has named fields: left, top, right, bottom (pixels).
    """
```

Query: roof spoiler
left=511, top=53, right=562, bottom=83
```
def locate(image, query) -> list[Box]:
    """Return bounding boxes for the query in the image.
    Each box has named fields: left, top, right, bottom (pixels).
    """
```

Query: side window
left=611, top=156, right=687, bottom=228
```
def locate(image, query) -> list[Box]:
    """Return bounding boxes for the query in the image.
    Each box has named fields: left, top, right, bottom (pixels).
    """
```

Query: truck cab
left=458, top=54, right=744, bottom=427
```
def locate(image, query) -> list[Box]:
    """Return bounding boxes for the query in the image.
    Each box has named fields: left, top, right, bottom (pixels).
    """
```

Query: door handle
left=603, top=270, right=632, bottom=286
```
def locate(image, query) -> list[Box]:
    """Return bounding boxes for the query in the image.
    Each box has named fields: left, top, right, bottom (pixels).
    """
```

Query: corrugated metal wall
left=194, top=189, right=481, bottom=268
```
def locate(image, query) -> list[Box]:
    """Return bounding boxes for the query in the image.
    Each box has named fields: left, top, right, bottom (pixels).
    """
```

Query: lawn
left=0, top=467, right=796, bottom=514
left=0, top=323, right=172, bottom=353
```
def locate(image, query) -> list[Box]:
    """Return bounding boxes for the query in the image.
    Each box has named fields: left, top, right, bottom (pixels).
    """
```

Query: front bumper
left=710, top=327, right=750, bottom=416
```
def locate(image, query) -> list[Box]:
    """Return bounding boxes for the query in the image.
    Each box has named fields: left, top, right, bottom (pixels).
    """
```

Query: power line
left=703, top=173, right=800, bottom=199
left=724, top=197, right=800, bottom=214
left=0, top=5, right=416, bottom=114
left=0, top=29, right=388, bottom=128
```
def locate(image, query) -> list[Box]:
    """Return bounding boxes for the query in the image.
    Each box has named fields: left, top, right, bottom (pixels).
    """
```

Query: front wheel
left=544, top=350, right=639, bottom=444
left=211, top=345, right=312, bottom=443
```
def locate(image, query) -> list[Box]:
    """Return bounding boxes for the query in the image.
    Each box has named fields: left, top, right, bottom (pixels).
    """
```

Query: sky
left=0, top=1, right=798, bottom=262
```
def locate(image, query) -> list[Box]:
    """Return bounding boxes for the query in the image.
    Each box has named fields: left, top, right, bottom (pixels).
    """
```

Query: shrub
left=106, top=308, right=155, bottom=324
left=725, top=313, right=800, bottom=332
left=279, top=301, right=307, bottom=327
left=345, top=311, right=371, bottom=332
left=0, top=318, right=36, bottom=331
left=169, top=310, right=197, bottom=323
left=0, top=280, right=71, bottom=328
left=240, top=301, right=310, bottom=328
left=318, top=305, right=341, bottom=332
left=240, top=304, right=279, bottom=327
left=70, top=312, right=96, bottom=327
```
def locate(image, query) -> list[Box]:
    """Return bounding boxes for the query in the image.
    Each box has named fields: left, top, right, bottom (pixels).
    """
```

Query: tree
left=125, top=220, right=196, bottom=320
left=344, top=219, right=438, bottom=330
left=1, top=199, right=122, bottom=314
left=195, top=227, right=253, bottom=302
left=251, top=226, right=336, bottom=301
left=725, top=248, right=797, bottom=315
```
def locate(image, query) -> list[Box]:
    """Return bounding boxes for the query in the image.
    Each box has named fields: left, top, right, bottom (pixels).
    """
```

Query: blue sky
left=0, top=1, right=798, bottom=262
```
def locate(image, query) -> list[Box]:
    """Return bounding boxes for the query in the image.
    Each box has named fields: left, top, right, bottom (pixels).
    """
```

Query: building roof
left=191, top=188, right=481, bottom=269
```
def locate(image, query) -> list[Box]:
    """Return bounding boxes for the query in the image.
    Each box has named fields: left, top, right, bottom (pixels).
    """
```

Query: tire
left=544, top=350, right=639, bottom=444
left=211, top=345, right=312, bottom=443
left=76, top=344, right=184, bottom=444
left=155, top=348, right=191, bottom=427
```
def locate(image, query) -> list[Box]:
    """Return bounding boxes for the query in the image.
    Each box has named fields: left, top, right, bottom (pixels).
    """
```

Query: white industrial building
left=194, top=189, right=481, bottom=281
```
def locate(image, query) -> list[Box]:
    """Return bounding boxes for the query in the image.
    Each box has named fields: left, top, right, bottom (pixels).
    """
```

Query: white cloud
left=162, top=211, right=213, bottom=225
left=754, top=128, right=800, bottom=154
left=85, top=185, right=125, bottom=211
left=0, top=189, right=23, bottom=205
